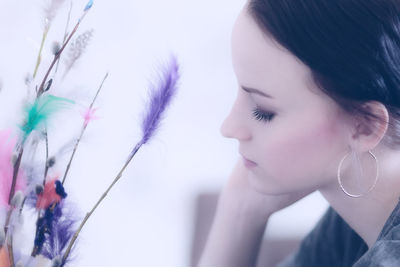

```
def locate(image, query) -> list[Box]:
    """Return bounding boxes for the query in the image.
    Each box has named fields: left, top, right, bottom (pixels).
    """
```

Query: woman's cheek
left=260, top=119, right=343, bottom=185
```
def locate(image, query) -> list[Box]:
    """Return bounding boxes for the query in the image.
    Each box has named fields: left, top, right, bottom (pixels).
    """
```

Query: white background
left=0, top=0, right=328, bottom=266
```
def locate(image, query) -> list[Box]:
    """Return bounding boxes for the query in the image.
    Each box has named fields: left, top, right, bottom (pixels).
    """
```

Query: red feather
left=36, top=178, right=61, bottom=209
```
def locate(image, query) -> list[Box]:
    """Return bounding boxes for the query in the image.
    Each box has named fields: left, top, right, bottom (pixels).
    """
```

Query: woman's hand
left=220, top=158, right=314, bottom=226
left=197, top=159, right=314, bottom=267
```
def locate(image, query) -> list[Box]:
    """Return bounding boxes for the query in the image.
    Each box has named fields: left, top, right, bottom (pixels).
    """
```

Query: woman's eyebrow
left=241, top=85, right=274, bottom=99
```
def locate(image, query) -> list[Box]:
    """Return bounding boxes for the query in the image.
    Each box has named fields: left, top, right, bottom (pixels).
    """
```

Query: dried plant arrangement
left=0, top=1, right=180, bottom=266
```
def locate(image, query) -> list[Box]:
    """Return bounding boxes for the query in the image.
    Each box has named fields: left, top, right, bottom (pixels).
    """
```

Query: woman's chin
left=246, top=172, right=292, bottom=195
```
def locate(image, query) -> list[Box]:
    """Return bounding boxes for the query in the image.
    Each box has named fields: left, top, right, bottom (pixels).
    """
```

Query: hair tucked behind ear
left=248, top=0, right=400, bottom=148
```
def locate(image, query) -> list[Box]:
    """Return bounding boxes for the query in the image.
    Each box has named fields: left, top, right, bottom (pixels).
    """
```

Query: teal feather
left=20, top=95, right=75, bottom=140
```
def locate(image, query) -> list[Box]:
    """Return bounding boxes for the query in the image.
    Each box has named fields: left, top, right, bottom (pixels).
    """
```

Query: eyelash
left=252, top=107, right=275, bottom=122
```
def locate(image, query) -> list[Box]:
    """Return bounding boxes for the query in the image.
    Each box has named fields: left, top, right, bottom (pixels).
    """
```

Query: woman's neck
left=319, top=146, right=400, bottom=249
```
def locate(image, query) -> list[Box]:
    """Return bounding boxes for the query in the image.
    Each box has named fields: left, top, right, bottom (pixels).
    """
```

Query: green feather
left=20, top=94, right=75, bottom=140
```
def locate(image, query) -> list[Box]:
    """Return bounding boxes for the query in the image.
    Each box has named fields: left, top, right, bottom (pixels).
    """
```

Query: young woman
left=198, top=0, right=400, bottom=266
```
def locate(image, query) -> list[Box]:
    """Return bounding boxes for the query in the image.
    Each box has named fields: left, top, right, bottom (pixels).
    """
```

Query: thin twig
left=62, top=73, right=108, bottom=185
left=19, top=197, right=26, bottom=215
left=55, top=1, right=73, bottom=73
left=89, top=73, right=108, bottom=110
left=37, top=10, right=90, bottom=97
left=61, top=127, right=85, bottom=186
left=43, top=128, right=49, bottom=185
left=33, top=23, right=50, bottom=79
left=4, top=147, right=24, bottom=237
left=62, top=141, right=142, bottom=264
left=8, top=235, right=14, bottom=267
left=8, top=149, right=24, bottom=205
left=19, top=137, right=41, bottom=215
left=4, top=148, right=23, bottom=266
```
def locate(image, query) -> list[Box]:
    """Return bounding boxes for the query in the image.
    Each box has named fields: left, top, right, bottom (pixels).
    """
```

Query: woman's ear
left=350, top=101, right=389, bottom=151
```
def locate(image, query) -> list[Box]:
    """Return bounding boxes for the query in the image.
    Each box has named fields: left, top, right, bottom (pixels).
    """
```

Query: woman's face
left=221, top=8, right=353, bottom=195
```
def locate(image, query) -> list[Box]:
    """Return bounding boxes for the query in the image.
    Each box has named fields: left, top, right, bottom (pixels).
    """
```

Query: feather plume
left=40, top=203, right=77, bottom=264
left=84, top=0, right=93, bottom=12
left=140, top=55, right=180, bottom=145
left=0, top=130, right=26, bottom=207
left=33, top=212, right=51, bottom=256
left=36, top=179, right=67, bottom=210
left=20, top=95, right=75, bottom=141
left=33, top=201, right=67, bottom=257
left=82, top=107, right=98, bottom=127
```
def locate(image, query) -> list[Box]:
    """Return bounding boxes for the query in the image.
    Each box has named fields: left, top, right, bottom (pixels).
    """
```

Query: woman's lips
left=241, top=155, right=257, bottom=168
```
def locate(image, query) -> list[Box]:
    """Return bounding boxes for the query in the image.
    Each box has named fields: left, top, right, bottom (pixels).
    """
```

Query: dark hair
left=248, top=0, right=400, bottom=148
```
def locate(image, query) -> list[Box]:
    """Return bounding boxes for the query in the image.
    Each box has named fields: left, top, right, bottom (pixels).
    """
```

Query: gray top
left=277, top=198, right=400, bottom=267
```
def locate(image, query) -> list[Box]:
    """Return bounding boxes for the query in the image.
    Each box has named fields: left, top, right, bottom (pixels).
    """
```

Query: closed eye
left=252, top=107, right=275, bottom=122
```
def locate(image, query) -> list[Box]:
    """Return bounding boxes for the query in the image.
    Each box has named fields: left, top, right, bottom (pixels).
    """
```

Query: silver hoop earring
left=337, top=150, right=379, bottom=198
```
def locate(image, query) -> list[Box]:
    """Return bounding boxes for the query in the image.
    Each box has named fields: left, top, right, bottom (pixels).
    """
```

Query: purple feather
left=33, top=205, right=56, bottom=256
left=140, top=55, right=180, bottom=145
left=40, top=202, right=77, bottom=264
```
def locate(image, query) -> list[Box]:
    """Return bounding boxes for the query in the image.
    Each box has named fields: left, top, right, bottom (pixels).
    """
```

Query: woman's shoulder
left=353, top=198, right=400, bottom=266
left=277, top=206, right=367, bottom=267
left=278, top=200, right=400, bottom=267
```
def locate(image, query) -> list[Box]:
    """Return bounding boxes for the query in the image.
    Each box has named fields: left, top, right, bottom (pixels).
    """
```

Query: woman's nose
left=220, top=99, right=252, bottom=141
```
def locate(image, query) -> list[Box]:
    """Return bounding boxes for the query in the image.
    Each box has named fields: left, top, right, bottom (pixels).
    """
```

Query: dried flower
left=24, top=74, right=32, bottom=86
left=43, top=0, right=66, bottom=24
left=4, top=1, right=181, bottom=265
left=10, top=191, right=24, bottom=208
left=63, top=29, right=94, bottom=78
left=52, top=42, right=61, bottom=56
